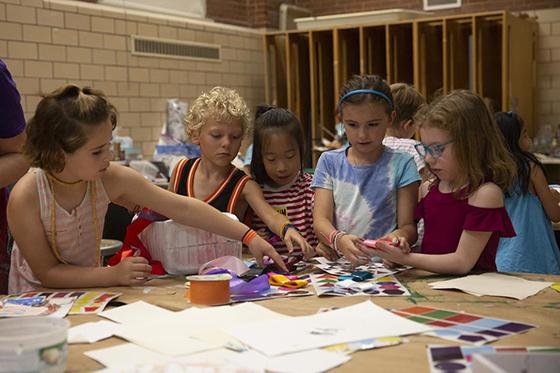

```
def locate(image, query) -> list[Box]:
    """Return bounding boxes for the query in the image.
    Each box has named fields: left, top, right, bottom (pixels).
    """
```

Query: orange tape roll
left=185, top=274, right=231, bottom=306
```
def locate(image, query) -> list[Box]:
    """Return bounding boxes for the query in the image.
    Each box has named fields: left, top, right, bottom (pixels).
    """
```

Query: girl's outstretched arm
left=531, top=163, right=560, bottom=222
left=8, top=172, right=152, bottom=290
left=105, top=164, right=287, bottom=271
left=371, top=182, right=502, bottom=274
left=241, top=180, right=313, bottom=257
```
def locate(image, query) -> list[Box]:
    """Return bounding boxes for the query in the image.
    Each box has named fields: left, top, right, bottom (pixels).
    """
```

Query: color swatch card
left=427, top=345, right=560, bottom=373
left=313, top=257, right=408, bottom=278
left=393, top=306, right=536, bottom=345
left=8, top=291, right=121, bottom=315
left=310, top=274, right=410, bottom=297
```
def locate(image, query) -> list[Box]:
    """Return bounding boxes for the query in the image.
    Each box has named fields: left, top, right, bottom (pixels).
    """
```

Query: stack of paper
left=226, top=301, right=432, bottom=356
left=429, top=273, right=552, bottom=300
left=85, top=300, right=431, bottom=372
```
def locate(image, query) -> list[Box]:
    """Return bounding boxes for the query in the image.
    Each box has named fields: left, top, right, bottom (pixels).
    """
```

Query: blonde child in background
left=169, top=87, right=311, bottom=255
left=8, top=85, right=286, bottom=294
left=495, top=111, right=560, bottom=274
left=383, top=83, right=427, bottom=180
left=250, top=107, right=317, bottom=258
left=312, top=75, right=420, bottom=267
left=370, top=90, right=517, bottom=274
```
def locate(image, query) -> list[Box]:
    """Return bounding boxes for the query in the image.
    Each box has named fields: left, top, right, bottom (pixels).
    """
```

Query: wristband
left=242, top=229, right=258, bottom=245
left=280, top=222, right=296, bottom=240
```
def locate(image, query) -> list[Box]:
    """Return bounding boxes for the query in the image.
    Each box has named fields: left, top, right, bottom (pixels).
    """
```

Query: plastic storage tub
left=139, top=214, right=242, bottom=275
left=0, top=317, right=69, bottom=373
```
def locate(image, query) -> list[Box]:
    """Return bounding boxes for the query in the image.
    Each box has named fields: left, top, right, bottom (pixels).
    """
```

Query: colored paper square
left=408, top=316, right=432, bottom=324
left=477, top=329, right=507, bottom=337
left=400, top=306, right=434, bottom=315
left=424, top=310, right=457, bottom=319
left=430, top=346, right=463, bottom=361
left=428, top=320, right=455, bottom=328
left=465, top=318, right=505, bottom=329
left=458, top=334, right=487, bottom=343
left=446, top=313, right=481, bottom=323
left=432, top=329, right=461, bottom=337
left=495, top=322, right=533, bottom=333
left=450, top=324, right=484, bottom=333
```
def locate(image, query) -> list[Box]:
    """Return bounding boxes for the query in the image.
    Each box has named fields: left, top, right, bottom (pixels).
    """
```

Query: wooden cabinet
left=264, top=11, right=537, bottom=166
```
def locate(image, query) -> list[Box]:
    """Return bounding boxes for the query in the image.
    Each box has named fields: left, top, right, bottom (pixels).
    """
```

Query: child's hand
left=249, top=235, right=288, bottom=272
left=315, top=241, right=338, bottom=261
left=368, top=241, right=409, bottom=265
left=337, top=234, right=369, bottom=267
left=383, top=235, right=411, bottom=254
left=114, top=257, right=152, bottom=285
left=283, top=228, right=314, bottom=259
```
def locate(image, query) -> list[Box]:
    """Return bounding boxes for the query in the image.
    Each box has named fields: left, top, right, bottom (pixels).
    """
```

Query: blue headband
left=338, top=89, right=393, bottom=109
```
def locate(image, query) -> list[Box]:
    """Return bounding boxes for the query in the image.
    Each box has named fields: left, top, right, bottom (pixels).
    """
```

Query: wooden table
left=66, top=270, right=560, bottom=372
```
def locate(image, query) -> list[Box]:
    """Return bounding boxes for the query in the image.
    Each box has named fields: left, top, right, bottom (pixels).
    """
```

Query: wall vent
left=423, top=0, right=461, bottom=11
left=131, top=35, right=221, bottom=62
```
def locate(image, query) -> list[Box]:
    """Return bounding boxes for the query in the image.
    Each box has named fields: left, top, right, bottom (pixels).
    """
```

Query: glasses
left=414, top=140, right=454, bottom=160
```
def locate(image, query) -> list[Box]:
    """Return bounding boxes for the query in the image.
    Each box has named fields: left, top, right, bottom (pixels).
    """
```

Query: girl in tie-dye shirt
left=312, top=75, right=420, bottom=267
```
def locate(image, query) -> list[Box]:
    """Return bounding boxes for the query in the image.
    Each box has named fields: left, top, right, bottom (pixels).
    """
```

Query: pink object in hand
left=362, top=238, right=395, bottom=248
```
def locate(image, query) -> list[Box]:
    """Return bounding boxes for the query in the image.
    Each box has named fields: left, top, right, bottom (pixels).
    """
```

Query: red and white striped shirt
left=252, top=172, right=317, bottom=254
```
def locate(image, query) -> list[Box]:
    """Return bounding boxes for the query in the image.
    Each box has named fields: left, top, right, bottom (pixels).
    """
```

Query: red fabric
left=108, top=210, right=166, bottom=275
left=415, top=184, right=515, bottom=271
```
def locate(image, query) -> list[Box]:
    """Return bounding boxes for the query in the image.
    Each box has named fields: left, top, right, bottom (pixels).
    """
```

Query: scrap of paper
left=99, top=301, right=174, bottom=324
left=68, top=320, right=122, bottom=344
left=429, top=273, right=552, bottom=300
left=394, top=306, right=536, bottom=345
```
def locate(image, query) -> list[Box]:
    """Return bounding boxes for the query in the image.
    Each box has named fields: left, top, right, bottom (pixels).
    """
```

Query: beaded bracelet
left=332, top=230, right=348, bottom=253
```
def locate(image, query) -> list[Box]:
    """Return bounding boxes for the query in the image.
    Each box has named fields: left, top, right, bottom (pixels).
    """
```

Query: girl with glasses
left=369, top=90, right=517, bottom=274
left=494, top=112, right=560, bottom=274
left=312, top=75, right=421, bottom=267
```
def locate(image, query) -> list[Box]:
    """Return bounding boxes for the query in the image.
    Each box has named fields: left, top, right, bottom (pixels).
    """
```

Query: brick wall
left=207, top=0, right=560, bottom=29
left=0, top=0, right=265, bottom=158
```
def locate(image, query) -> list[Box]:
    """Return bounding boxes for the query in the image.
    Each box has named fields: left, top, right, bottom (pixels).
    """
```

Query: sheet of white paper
left=430, top=272, right=552, bottom=300
left=68, top=320, right=121, bottom=344
left=99, top=301, right=175, bottom=324
left=115, top=302, right=288, bottom=355
left=115, top=326, right=218, bottom=356
left=95, top=348, right=264, bottom=372
left=85, top=343, right=169, bottom=367
left=234, top=349, right=351, bottom=373
left=227, top=300, right=431, bottom=356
